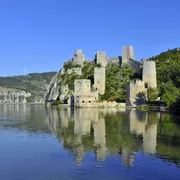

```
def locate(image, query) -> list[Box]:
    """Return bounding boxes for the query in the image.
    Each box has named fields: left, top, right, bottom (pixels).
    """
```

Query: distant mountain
left=0, top=72, right=57, bottom=103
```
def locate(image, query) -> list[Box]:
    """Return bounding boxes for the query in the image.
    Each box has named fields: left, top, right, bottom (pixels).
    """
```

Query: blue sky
left=0, top=0, right=180, bottom=76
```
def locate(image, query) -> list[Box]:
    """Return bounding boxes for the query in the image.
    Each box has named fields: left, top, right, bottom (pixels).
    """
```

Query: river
left=0, top=104, right=180, bottom=180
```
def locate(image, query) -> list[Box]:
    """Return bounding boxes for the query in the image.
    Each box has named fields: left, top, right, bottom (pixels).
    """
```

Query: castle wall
left=122, top=46, right=134, bottom=64
left=95, top=51, right=107, bottom=67
left=73, top=49, right=85, bottom=66
left=75, top=95, right=97, bottom=107
left=107, top=56, right=121, bottom=64
left=126, top=80, right=147, bottom=107
left=94, top=67, right=106, bottom=95
left=142, top=60, right=157, bottom=88
left=125, top=59, right=141, bottom=74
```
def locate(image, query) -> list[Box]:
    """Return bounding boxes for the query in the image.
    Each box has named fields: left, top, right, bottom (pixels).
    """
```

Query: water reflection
left=44, top=107, right=180, bottom=167
left=0, top=104, right=180, bottom=168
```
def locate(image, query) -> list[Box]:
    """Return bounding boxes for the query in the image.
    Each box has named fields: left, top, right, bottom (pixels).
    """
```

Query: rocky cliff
left=0, top=72, right=56, bottom=103
left=0, top=86, right=31, bottom=103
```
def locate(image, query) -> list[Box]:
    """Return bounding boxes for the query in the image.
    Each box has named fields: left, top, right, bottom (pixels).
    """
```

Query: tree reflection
left=45, top=107, right=180, bottom=167
left=0, top=104, right=180, bottom=168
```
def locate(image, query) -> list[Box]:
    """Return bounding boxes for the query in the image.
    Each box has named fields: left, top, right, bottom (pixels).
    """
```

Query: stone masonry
left=95, top=51, right=107, bottom=67
left=142, top=60, right=157, bottom=88
left=94, top=67, right=106, bottom=95
left=126, top=80, right=147, bottom=107
left=73, top=49, right=85, bottom=66
left=122, top=46, right=134, bottom=64
left=74, top=79, right=98, bottom=107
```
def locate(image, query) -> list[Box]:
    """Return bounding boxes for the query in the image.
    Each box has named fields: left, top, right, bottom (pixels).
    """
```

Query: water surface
left=0, top=104, right=180, bottom=180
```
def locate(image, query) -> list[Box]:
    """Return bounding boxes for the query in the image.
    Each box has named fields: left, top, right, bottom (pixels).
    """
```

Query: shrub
left=147, top=87, right=158, bottom=101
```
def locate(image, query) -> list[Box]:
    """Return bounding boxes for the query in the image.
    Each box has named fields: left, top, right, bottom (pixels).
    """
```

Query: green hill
left=0, top=72, right=56, bottom=102
left=149, top=48, right=180, bottom=110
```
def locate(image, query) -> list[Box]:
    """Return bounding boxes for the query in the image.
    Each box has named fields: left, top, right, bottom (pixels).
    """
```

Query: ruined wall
left=126, top=59, right=141, bottom=74
left=107, top=56, right=121, bottom=64
left=72, top=49, right=85, bottom=66
left=95, top=51, right=107, bottom=67
left=94, top=67, right=105, bottom=95
left=126, top=80, right=147, bottom=107
left=142, top=60, right=157, bottom=88
left=122, top=46, right=134, bottom=64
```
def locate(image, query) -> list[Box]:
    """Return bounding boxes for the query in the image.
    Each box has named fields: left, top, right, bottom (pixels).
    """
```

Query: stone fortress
left=47, top=45, right=157, bottom=107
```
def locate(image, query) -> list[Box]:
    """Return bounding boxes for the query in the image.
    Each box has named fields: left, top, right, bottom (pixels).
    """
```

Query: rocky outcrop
left=46, top=73, right=60, bottom=101
left=0, top=87, right=31, bottom=103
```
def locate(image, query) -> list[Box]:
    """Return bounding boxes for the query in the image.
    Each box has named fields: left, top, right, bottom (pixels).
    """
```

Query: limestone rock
left=0, top=86, right=31, bottom=103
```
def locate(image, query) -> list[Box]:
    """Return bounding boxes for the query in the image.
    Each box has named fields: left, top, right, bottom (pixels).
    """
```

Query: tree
left=147, top=87, right=158, bottom=101
left=160, top=81, right=180, bottom=107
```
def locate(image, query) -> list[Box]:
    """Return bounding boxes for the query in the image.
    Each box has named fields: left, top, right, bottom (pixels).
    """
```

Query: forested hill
left=0, top=72, right=56, bottom=102
left=149, top=48, right=180, bottom=110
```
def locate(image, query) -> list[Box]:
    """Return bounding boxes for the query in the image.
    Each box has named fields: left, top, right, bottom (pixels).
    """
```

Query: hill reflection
left=0, top=104, right=180, bottom=168
left=45, top=107, right=180, bottom=167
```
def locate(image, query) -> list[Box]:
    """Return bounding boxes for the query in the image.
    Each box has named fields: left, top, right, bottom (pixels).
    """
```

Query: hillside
left=0, top=72, right=56, bottom=102
left=149, top=48, right=180, bottom=110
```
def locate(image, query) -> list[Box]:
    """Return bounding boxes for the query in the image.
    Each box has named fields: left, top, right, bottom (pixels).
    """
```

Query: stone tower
left=73, top=49, right=85, bottom=66
left=74, top=79, right=91, bottom=96
left=142, top=60, right=157, bottom=88
left=94, top=67, right=106, bottom=95
left=95, top=51, right=107, bottom=67
left=122, top=46, right=134, bottom=64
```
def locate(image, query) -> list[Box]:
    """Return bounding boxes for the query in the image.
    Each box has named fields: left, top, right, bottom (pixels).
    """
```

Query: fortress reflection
left=45, top=107, right=161, bottom=167
left=0, top=104, right=179, bottom=168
